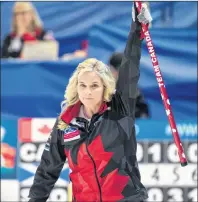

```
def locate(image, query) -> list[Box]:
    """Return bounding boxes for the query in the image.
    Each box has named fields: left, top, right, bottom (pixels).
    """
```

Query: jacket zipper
left=85, top=114, right=102, bottom=202
left=85, top=141, right=102, bottom=202
left=76, top=115, right=103, bottom=201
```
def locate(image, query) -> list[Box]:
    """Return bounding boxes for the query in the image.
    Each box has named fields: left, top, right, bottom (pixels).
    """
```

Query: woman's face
left=77, top=71, right=104, bottom=109
left=14, top=6, right=33, bottom=30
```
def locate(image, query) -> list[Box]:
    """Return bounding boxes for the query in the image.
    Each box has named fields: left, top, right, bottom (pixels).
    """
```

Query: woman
left=29, top=2, right=152, bottom=202
left=1, top=2, right=53, bottom=58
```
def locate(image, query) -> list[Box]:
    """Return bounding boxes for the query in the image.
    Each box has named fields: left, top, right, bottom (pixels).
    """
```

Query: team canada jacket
left=29, top=18, right=148, bottom=202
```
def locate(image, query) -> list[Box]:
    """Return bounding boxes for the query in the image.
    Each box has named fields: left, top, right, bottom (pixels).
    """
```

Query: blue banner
left=1, top=119, right=18, bottom=179
left=135, top=120, right=197, bottom=141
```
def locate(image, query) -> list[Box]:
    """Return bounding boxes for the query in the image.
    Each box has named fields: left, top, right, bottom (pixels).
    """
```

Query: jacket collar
left=61, top=101, right=108, bottom=124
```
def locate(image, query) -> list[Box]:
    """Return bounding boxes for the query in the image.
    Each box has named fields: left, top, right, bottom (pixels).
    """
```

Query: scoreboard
left=18, top=118, right=197, bottom=202
left=137, top=141, right=197, bottom=202
left=135, top=120, right=197, bottom=202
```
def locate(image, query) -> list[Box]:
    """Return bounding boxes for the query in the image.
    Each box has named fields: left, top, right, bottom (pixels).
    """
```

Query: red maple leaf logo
left=38, top=125, right=51, bottom=134
left=67, top=135, right=129, bottom=201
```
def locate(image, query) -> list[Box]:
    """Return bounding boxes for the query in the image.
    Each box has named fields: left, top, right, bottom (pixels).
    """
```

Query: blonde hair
left=58, top=58, right=116, bottom=130
left=11, top=2, right=43, bottom=33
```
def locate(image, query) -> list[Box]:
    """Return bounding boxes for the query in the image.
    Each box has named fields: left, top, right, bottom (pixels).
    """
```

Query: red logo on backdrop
left=1, top=143, right=16, bottom=168
left=38, top=125, right=51, bottom=134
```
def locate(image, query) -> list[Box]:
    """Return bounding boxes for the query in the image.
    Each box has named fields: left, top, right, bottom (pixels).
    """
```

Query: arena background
left=1, top=1, right=197, bottom=202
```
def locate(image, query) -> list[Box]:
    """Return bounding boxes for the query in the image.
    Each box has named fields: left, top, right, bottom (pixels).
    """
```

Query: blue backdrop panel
left=1, top=57, right=197, bottom=120
left=1, top=2, right=197, bottom=55
left=88, top=25, right=197, bottom=120
left=1, top=59, right=83, bottom=118
left=1, top=2, right=197, bottom=120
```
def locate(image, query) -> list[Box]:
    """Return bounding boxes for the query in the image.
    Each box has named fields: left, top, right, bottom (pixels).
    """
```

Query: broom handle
left=135, top=1, right=188, bottom=166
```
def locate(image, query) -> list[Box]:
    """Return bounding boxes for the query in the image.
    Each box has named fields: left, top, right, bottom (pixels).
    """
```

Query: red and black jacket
left=28, top=18, right=148, bottom=202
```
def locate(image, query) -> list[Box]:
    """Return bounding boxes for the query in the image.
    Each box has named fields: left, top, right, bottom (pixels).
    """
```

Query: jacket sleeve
left=28, top=119, right=66, bottom=202
left=1, top=35, right=11, bottom=58
left=115, top=19, right=142, bottom=118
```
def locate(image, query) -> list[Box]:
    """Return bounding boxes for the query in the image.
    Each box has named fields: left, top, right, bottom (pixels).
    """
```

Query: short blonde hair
left=11, top=2, right=43, bottom=33
left=58, top=58, right=116, bottom=130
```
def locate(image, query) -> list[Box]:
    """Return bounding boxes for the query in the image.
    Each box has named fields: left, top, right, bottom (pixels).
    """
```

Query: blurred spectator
left=109, top=52, right=150, bottom=119
left=1, top=2, right=54, bottom=59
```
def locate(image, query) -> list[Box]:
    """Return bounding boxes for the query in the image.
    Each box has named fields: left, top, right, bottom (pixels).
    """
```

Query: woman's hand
left=132, top=2, right=152, bottom=27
